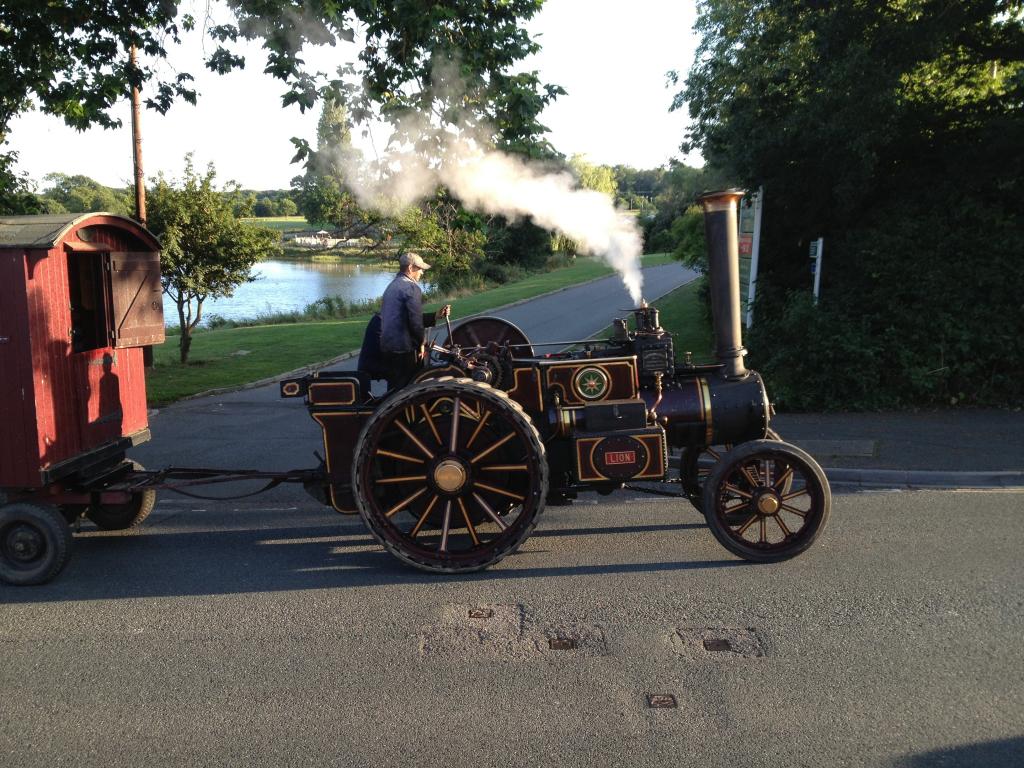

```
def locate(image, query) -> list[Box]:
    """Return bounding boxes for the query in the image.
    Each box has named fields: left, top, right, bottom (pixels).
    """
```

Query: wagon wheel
left=702, top=439, right=830, bottom=563
left=352, top=377, right=548, bottom=573
left=0, top=502, right=73, bottom=585
left=682, top=428, right=783, bottom=512
left=86, top=461, right=157, bottom=531
left=444, top=317, right=534, bottom=358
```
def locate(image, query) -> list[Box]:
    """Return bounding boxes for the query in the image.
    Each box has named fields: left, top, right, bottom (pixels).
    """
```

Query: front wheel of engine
left=682, top=428, right=783, bottom=513
left=702, top=439, right=830, bottom=562
left=352, top=378, right=548, bottom=573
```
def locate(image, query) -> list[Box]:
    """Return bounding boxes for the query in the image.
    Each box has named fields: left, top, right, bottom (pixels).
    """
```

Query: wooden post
left=130, top=44, right=146, bottom=226
left=130, top=44, right=155, bottom=368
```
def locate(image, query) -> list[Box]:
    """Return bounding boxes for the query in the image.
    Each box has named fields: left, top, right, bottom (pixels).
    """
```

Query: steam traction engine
left=283, top=190, right=831, bottom=572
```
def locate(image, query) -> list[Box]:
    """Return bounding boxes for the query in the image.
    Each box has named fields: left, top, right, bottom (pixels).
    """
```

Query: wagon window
left=68, top=252, right=109, bottom=353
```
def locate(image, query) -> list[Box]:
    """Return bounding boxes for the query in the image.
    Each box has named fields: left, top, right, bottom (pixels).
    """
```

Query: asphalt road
left=1, top=489, right=1022, bottom=767
left=473, top=261, right=700, bottom=349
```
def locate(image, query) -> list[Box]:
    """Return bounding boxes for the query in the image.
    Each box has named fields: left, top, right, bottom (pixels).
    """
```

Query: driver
left=379, top=252, right=451, bottom=391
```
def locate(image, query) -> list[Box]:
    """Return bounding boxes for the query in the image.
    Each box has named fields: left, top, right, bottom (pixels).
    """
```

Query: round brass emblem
left=574, top=366, right=610, bottom=401
left=433, top=460, right=467, bottom=493
left=756, top=494, right=780, bottom=515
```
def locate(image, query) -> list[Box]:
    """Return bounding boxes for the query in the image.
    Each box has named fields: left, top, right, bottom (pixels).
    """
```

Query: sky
left=6, top=0, right=702, bottom=191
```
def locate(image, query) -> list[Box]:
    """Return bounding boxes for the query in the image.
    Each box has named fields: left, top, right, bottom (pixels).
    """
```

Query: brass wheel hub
left=433, top=460, right=467, bottom=493
left=756, top=493, right=780, bottom=516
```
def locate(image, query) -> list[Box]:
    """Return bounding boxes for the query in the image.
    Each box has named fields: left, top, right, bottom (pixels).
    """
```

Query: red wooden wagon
left=0, top=213, right=165, bottom=583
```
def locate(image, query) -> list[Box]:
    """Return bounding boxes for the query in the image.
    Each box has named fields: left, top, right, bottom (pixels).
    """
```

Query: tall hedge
left=678, top=1, right=1024, bottom=409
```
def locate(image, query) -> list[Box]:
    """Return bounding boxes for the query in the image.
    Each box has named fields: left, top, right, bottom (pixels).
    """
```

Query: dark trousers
left=383, top=350, right=419, bottom=392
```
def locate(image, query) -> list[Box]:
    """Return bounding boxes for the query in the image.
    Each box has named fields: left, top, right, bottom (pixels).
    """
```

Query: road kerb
left=666, top=454, right=1024, bottom=490
left=824, top=468, right=1024, bottom=489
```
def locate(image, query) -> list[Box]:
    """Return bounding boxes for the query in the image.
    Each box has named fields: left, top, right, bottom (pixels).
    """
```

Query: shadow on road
left=0, top=519, right=745, bottom=604
left=892, top=736, right=1024, bottom=767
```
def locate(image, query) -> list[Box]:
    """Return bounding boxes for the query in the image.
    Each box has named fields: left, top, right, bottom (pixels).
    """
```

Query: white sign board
left=738, top=187, right=764, bottom=327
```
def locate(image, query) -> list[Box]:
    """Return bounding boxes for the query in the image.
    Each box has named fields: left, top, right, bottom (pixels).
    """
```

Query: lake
left=162, top=260, right=432, bottom=326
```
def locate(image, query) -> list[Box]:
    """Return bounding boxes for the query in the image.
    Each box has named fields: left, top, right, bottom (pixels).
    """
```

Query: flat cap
left=399, top=252, right=431, bottom=270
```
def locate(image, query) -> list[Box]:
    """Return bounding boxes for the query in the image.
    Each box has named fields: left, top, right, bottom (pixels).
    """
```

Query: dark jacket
left=356, top=313, right=385, bottom=378
left=379, top=273, right=437, bottom=353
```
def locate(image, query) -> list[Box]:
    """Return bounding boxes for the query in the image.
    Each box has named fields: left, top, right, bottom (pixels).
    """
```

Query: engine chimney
left=698, top=189, right=748, bottom=379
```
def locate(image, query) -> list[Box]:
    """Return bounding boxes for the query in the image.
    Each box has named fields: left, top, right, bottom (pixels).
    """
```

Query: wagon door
left=68, top=250, right=164, bottom=450
left=64, top=249, right=118, bottom=449
left=108, top=252, right=165, bottom=348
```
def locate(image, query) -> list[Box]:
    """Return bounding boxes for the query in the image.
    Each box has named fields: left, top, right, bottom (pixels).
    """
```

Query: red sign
left=739, top=234, right=753, bottom=256
left=604, top=450, right=636, bottom=466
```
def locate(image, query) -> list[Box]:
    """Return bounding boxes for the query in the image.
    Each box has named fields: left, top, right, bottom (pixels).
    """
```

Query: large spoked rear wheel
left=702, top=440, right=830, bottom=563
left=353, top=378, right=548, bottom=573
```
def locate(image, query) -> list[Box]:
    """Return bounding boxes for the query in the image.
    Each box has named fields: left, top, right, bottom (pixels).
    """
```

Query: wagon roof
left=0, top=212, right=160, bottom=249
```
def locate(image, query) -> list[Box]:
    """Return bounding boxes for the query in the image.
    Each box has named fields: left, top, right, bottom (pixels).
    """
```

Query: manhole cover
left=703, top=638, right=732, bottom=652
left=647, top=694, right=677, bottom=709
left=671, top=627, right=766, bottom=659
left=419, top=605, right=608, bottom=658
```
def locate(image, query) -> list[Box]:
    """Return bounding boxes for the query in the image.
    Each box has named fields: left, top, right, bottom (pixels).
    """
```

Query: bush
left=748, top=289, right=884, bottom=411
left=476, top=259, right=529, bottom=285
left=749, top=193, right=1024, bottom=410
left=670, top=206, right=706, bottom=269
left=487, top=218, right=553, bottom=270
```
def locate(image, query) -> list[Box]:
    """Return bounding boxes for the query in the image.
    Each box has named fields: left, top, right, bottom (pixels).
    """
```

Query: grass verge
left=147, top=253, right=677, bottom=405
left=652, top=278, right=715, bottom=363
left=241, top=216, right=310, bottom=232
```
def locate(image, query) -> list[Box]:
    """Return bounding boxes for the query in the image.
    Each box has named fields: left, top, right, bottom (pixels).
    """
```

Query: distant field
left=242, top=216, right=310, bottom=232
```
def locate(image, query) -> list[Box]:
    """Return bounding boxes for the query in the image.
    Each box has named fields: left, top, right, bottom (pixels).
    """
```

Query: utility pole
left=130, top=44, right=146, bottom=226
left=130, top=43, right=155, bottom=368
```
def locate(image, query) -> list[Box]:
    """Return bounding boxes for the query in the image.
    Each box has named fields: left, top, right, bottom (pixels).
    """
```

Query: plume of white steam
left=338, top=122, right=645, bottom=305
left=440, top=141, right=644, bottom=305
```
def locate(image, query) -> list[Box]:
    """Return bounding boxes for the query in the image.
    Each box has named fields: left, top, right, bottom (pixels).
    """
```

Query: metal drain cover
left=671, top=627, right=766, bottom=659
left=647, top=694, right=678, bottom=709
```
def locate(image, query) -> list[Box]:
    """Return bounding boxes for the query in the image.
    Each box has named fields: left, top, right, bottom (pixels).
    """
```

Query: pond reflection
left=163, top=260, right=433, bottom=326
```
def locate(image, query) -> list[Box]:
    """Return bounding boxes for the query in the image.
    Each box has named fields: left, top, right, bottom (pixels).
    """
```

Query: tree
left=486, top=216, right=553, bottom=271
left=612, top=165, right=663, bottom=210
left=568, top=155, right=617, bottom=198
left=548, top=155, right=619, bottom=258
left=253, top=197, right=275, bottom=217
left=1, top=2, right=560, bottom=168
left=669, top=205, right=705, bottom=269
left=0, top=150, right=42, bottom=215
left=147, top=156, right=280, bottom=363
left=639, top=161, right=718, bottom=254
left=276, top=197, right=298, bottom=216
left=291, top=95, right=368, bottom=231
left=39, top=173, right=132, bottom=215
left=230, top=191, right=256, bottom=219
left=386, top=195, right=487, bottom=291
left=675, top=0, right=1024, bottom=408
